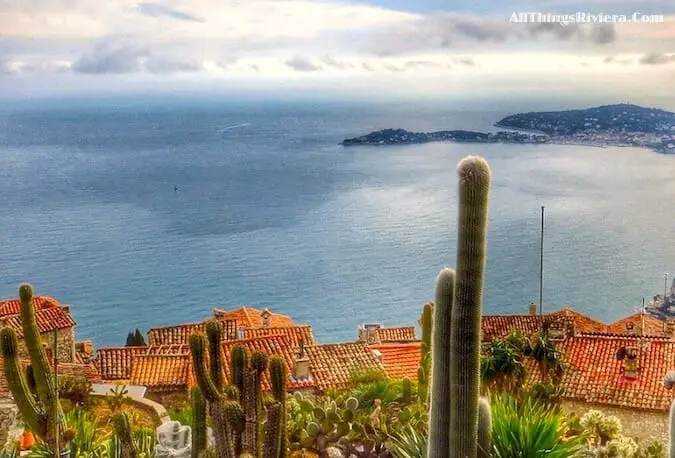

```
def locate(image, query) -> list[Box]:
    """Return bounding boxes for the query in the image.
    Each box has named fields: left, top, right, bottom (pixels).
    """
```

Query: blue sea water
left=1, top=97, right=675, bottom=347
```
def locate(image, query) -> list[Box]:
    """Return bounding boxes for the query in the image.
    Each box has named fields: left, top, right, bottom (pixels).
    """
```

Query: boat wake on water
left=219, top=123, right=251, bottom=132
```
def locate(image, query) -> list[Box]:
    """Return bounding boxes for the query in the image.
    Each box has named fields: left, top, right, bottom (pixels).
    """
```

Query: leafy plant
left=60, top=376, right=94, bottom=408
left=490, top=394, right=585, bottom=458
left=0, top=443, right=19, bottom=458
left=350, top=379, right=403, bottom=409
left=64, top=408, right=111, bottom=458
left=386, top=424, right=427, bottom=458
left=349, top=367, right=388, bottom=387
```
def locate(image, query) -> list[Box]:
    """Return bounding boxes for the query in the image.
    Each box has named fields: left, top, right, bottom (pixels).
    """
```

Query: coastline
left=492, top=122, right=549, bottom=136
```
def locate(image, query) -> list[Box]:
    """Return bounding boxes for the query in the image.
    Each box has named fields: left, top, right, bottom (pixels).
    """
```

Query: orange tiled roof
left=481, top=315, right=546, bottom=341
left=1, top=306, right=76, bottom=337
left=549, top=307, right=608, bottom=334
left=221, top=335, right=314, bottom=391
left=547, top=334, right=675, bottom=412
left=129, top=354, right=194, bottom=389
left=370, top=343, right=421, bottom=380
left=95, top=346, right=148, bottom=381
left=606, top=313, right=666, bottom=337
left=376, top=327, right=417, bottom=343
left=0, top=295, right=62, bottom=316
left=147, top=322, right=206, bottom=346
left=240, top=326, right=315, bottom=347
left=0, top=359, right=101, bottom=399
left=302, top=343, right=386, bottom=391
left=213, top=306, right=294, bottom=328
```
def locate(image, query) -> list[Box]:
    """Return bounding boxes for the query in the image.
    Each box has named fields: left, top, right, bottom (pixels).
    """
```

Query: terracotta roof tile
left=213, top=307, right=295, bottom=328
left=481, top=315, right=546, bottom=341
left=221, top=335, right=314, bottom=391
left=302, top=343, right=386, bottom=391
left=0, top=306, right=76, bottom=337
left=95, top=346, right=148, bottom=381
left=147, top=322, right=206, bottom=346
left=129, top=354, right=193, bottom=389
left=240, top=326, right=315, bottom=347
left=369, top=343, right=421, bottom=380
left=0, top=296, right=62, bottom=316
left=0, top=359, right=101, bottom=399
left=376, top=327, right=417, bottom=343
left=549, top=308, right=608, bottom=334
left=525, top=335, right=675, bottom=412
left=607, top=313, right=666, bottom=337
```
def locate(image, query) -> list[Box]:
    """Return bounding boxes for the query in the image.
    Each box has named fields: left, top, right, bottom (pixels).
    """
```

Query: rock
left=325, top=447, right=344, bottom=458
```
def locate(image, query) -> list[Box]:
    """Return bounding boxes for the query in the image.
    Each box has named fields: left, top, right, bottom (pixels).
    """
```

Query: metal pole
left=539, top=206, right=545, bottom=315
left=665, top=273, right=669, bottom=301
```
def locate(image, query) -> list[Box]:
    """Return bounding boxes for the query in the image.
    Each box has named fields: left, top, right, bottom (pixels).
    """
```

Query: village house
left=0, top=295, right=102, bottom=446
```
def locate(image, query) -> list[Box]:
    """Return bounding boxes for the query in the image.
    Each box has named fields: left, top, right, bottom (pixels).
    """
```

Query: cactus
left=477, top=397, right=492, bottom=458
left=669, top=400, right=675, bottom=458
left=192, top=387, right=207, bottom=458
left=189, top=337, right=286, bottom=458
left=270, top=356, right=288, bottom=458
left=427, top=156, right=492, bottom=458
left=291, top=395, right=360, bottom=453
left=401, top=378, right=412, bottom=405
left=418, top=302, right=433, bottom=404
left=206, top=321, right=224, bottom=389
left=0, top=284, right=65, bottom=449
left=112, top=412, right=138, bottom=458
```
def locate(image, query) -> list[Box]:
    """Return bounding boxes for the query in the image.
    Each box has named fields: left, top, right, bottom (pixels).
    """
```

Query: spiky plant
left=669, top=400, right=675, bottom=458
left=0, top=284, right=65, bottom=449
left=418, top=302, right=433, bottom=404
left=192, top=387, right=207, bottom=458
left=112, top=412, right=137, bottom=458
left=427, top=156, right=493, bottom=458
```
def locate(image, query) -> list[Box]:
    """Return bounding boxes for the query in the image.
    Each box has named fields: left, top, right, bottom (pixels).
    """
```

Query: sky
left=1, top=0, right=674, bottom=102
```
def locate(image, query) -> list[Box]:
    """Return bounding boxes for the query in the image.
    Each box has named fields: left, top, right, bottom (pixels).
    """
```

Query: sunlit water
left=1, top=98, right=674, bottom=346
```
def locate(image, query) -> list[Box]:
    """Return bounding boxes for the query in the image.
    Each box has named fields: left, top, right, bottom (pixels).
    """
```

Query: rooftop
left=0, top=295, right=63, bottom=317
left=213, top=306, right=295, bottom=328
left=0, top=306, right=76, bottom=337
left=369, top=342, right=421, bottom=380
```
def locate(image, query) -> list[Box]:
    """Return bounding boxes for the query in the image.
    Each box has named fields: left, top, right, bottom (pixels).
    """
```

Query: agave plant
left=490, top=394, right=585, bottom=458
left=65, top=408, right=112, bottom=458
left=386, top=424, right=427, bottom=458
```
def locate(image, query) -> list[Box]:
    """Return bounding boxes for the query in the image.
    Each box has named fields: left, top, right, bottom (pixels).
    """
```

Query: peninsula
left=340, top=104, right=675, bottom=154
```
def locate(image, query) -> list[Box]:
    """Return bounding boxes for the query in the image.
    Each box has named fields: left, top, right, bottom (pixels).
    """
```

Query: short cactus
left=401, top=378, right=412, bottom=404
left=0, top=284, right=65, bottom=449
left=112, top=412, right=138, bottom=458
left=291, top=395, right=360, bottom=453
left=427, top=156, right=492, bottom=458
left=418, top=302, right=433, bottom=404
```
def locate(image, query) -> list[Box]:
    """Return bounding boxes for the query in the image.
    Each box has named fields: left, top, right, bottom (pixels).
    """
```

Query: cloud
left=604, top=55, right=632, bottom=64
left=70, top=40, right=206, bottom=74
left=360, top=14, right=617, bottom=56
left=320, top=55, right=355, bottom=69
left=285, top=56, right=322, bottom=72
left=134, top=2, right=204, bottom=22
left=639, top=53, right=675, bottom=64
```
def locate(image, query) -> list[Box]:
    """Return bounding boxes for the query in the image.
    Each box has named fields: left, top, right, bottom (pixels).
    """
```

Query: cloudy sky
left=1, top=0, right=674, bottom=100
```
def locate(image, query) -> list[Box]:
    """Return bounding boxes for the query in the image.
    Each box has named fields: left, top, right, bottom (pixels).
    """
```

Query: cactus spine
left=418, top=302, right=433, bottom=404
left=427, top=156, right=492, bottom=458
left=191, top=387, right=207, bottom=458
left=0, top=284, right=65, bottom=449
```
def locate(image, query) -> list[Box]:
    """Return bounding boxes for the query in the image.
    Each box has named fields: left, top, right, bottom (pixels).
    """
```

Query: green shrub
left=59, top=376, right=94, bottom=407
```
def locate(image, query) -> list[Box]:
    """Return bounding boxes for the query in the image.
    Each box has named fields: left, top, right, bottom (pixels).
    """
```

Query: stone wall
left=562, top=401, right=669, bottom=444
left=0, top=401, right=22, bottom=448
left=16, top=327, right=75, bottom=364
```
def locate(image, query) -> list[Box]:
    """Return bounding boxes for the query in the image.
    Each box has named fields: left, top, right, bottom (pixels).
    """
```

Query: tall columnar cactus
left=401, top=378, right=412, bottom=405
left=112, top=412, right=138, bottom=458
left=269, top=356, right=288, bottom=458
left=0, top=283, right=65, bottom=448
left=427, top=156, right=492, bottom=458
left=669, top=400, right=675, bottom=458
left=189, top=337, right=286, bottom=458
left=191, top=387, right=207, bottom=458
left=205, top=321, right=224, bottom=389
left=418, top=302, right=433, bottom=404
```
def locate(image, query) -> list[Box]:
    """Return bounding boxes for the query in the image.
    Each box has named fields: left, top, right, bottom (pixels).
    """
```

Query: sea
left=1, top=96, right=675, bottom=347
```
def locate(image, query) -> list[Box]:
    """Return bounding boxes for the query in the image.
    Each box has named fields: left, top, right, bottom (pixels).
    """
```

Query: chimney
left=625, top=321, right=639, bottom=336
left=75, top=340, right=94, bottom=356
left=623, top=346, right=640, bottom=378
left=293, top=340, right=310, bottom=380
left=528, top=302, right=537, bottom=316
left=664, top=320, right=675, bottom=338
left=358, top=324, right=382, bottom=344
left=261, top=308, right=271, bottom=329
